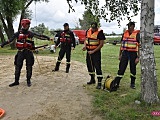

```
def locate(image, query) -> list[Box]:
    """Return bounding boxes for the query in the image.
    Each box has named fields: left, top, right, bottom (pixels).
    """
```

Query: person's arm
left=136, top=33, right=140, bottom=58
left=33, top=32, right=51, bottom=40
left=55, top=33, right=61, bottom=47
left=135, top=33, right=140, bottom=64
left=70, top=31, right=75, bottom=48
left=82, top=30, right=88, bottom=51
left=1, top=32, right=19, bottom=47
left=118, top=34, right=124, bottom=60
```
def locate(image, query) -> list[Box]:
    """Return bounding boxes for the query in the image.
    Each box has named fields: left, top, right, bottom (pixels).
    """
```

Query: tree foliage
left=30, top=23, right=47, bottom=34
left=67, top=0, right=140, bottom=26
left=0, top=0, right=49, bottom=48
left=79, top=9, right=100, bottom=30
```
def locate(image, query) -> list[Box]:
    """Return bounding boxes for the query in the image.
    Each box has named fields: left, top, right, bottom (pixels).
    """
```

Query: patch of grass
left=1, top=41, right=160, bottom=120
left=72, top=44, right=160, bottom=120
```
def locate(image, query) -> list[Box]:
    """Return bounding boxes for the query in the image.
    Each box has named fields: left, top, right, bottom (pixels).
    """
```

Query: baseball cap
left=63, top=23, right=69, bottom=27
left=127, top=22, right=135, bottom=26
left=91, top=22, right=98, bottom=29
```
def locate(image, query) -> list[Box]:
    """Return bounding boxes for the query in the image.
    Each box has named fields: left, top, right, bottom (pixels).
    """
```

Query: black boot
left=87, top=74, right=95, bottom=84
left=110, top=77, right=122, bottom=92
left=52, top=62, right=60, bottom=72
left=9, top=66, right=20, bottom=87
left=130, top=76, right=136, bottom=89
left=26, top=66, right=32, bottom=87
left=9, top=82, right=19, bottom=87
left=114, top=77, right=122, bottom=88
left=96, top=77, right=102, bottom=89
left=66, top=63, right=70, bottom=73
left=27, top=79, right=31, bottom=87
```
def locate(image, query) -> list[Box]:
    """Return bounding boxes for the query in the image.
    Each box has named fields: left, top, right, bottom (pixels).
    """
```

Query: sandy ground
left=0, top=55, right=102, bottom=120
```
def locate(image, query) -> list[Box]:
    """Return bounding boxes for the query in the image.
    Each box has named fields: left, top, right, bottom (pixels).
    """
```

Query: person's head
left=91, top=22, right=98, bottom=32
left=21, top=19, right=31, bottom=30
left=63, top=23, right=69, bottom=31
left=127, top=22, right=135, bottom=32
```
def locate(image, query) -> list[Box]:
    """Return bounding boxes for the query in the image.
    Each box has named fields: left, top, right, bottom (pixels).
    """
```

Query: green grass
left=73, top=44, right=160, bottom=120
left=0, top=42, right=160, bottom=120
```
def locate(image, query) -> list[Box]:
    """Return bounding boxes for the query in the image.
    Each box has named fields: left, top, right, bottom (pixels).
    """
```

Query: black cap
left=63, top=23, right=69, bottom=27
left=127, top=22, right=135, bottom=26
left=91, top=22, right=98, bottom=29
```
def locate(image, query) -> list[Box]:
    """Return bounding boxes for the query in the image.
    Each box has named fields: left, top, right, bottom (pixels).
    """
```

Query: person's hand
left=54, top=45, right=57, bottom=49
left=88, top=50, right=94, bottom=54
left=49, top=38, right=53, bottom=41
left=71, top=47, right=75, bottom=50
left=1, top=43, right=4, bottom=48
left=82, top=46, right=86, bottom=51
left=135, top=57, right=139, bottom=65
left=118, top=55, right=122, bottom=60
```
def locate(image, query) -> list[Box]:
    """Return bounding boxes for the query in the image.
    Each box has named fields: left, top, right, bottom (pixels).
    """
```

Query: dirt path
left=0, top=55, right=102, bottom=120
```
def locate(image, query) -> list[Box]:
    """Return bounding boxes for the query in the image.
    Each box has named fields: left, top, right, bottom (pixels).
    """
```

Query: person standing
left=113, top=22, right=140, bottom=91
left=53, top=23, right=75, bottom=73
left=82, top=22, right=105, bottom=89
left=1, top=19, right=52, bottom=87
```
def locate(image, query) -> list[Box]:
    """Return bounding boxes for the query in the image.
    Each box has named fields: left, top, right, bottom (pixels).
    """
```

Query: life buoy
left=0, top=108, right=5, bottom=118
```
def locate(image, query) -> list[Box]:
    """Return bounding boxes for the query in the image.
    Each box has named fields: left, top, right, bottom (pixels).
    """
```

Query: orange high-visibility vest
left=121, top=30, right=140, bottom=52
left=86, top=28, right=101, bottom=50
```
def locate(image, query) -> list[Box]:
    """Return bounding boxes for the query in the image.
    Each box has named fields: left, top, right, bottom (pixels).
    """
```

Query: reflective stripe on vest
left=86, top=28, right=101, bottom=50
left=60, top=32, right=71, bottom=43
left=121, top=30, right=139, bottom=52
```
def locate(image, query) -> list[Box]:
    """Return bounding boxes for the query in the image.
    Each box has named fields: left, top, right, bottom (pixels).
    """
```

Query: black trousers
left=86, top=50, right=103, bottom=78
left=14, top=49, right=34, bottom=82
left=57, top=45, right=71, bottom=63
left=117, top=51, right=137, bottom=77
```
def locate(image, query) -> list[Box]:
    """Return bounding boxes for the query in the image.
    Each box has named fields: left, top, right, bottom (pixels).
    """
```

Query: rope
left=89, top=53, right=94, bottom=74
left=34, top=53, right=42, bottom=73
left=34, top=1, right=37, bottom=26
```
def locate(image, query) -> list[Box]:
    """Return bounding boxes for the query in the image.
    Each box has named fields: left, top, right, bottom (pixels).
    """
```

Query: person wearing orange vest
left=1, top=19, right=52, bottom=87
left=53, top=23, right=75, bottom=73
left=82, top=22, right=105, bottom=89
left=111, top=22, right=140, bottom=91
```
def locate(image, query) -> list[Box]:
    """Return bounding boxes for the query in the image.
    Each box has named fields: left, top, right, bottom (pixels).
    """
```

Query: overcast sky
left=13, top=0, right=160, bottom=34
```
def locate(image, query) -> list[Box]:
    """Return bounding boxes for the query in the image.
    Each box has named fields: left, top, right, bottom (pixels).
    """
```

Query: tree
left=0, top=0, right=48, bottom=49
left=0, top=21, right=5, bottom=43
left=30, top=23, right=47, bottom=34
left=79, top=9, right=100, bottom=30
left=140, top=0, right=159, bottom=103
left=67, top=0, right=140, bottom=26
left=18, top=0, right=49, bottom=31
left=0, top=0, right=22, bottom=48
left=67, top=0, right=159, bottom=103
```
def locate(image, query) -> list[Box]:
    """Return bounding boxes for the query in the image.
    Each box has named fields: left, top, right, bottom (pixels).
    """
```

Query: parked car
left=54, top=30, right=79, bottom=45
left=72, top=30, right=86, bottom=44
left=154, top=33, right=160, bottom=44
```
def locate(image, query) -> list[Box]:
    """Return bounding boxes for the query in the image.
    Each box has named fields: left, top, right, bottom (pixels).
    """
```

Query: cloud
left=13, top=0, right=160, bottom=34
left=27, top=0, right=85, bottom=29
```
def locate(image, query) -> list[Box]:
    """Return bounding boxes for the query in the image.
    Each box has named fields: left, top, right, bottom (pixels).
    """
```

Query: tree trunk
left=18, top=0, right=33, bottom=31
left=18, top=9, right=25, bottom=31
left=0, top=25, right=5, bottom=43
left=0, top=13, right=9, bottom=36
left=140, top=0, right=159, bottom=103
left=6, top=16, right=15, bottom=49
